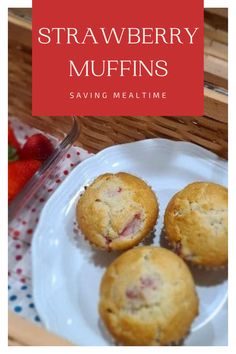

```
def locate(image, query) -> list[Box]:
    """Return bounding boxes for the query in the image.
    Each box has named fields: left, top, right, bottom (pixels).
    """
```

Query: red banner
left=32, top=0, right=204, bottom=116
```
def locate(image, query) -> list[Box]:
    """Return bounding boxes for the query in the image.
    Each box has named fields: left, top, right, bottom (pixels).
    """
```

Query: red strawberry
left=8, top=123, right=21, bottom=151
left=20, top=133, right=54, bottom=161
left=8, top=160, right=41, bottom=202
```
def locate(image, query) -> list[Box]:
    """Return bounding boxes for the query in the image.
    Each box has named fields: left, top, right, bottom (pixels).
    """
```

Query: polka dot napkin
left=8, top=117, right=92, bottom=325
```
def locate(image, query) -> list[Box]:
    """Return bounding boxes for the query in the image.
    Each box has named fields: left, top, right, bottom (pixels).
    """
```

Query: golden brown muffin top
left=99, top=247, right=199, bottom=345
left=76, top=173, right=158, bottom=250
left=164, top=182, right=228, bottom=267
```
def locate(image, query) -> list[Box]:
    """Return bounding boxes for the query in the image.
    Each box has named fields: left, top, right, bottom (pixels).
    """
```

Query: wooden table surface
left=9, top=311, right=73, bottom=346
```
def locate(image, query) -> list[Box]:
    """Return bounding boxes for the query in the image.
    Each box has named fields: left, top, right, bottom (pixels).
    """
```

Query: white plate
left=32, top=139, right=228, bottom=346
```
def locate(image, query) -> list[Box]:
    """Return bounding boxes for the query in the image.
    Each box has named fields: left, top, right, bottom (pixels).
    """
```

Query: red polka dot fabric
left=8, top=117, right=92, bottom=324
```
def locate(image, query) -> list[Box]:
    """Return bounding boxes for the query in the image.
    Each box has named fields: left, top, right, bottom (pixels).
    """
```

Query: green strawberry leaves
left=8, top=144, right=19, bottom=162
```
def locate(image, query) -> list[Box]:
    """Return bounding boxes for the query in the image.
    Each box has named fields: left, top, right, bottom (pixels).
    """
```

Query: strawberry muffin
left=164, top=182, right=228, bottom=267
left=76, top=173, right=158, bottom=251
left=99, top=247, right=199, bottom=346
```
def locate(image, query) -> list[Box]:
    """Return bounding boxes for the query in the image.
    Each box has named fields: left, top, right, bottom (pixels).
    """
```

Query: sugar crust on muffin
left=76, top=173, right=158, bottom=250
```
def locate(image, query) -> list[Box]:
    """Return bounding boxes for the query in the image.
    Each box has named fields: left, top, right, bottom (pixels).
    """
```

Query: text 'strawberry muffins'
left=99, top=247, right=199, bottom=346
left=164, top=182, right=228, bottom=267
left=76, top=173, right=158, bottom=251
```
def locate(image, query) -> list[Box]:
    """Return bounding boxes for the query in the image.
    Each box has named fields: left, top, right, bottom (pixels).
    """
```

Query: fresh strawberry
left=8, top=160, right=41, bottom=202
left=20, top=133, right=54, bottom=161
left=8, top=123, right=21, bottom=151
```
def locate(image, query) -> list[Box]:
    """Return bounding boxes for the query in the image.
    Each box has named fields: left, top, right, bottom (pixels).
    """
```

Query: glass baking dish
left=8, top=11, right=81, bottom=222
left=8, top=116, right=80, bottom=222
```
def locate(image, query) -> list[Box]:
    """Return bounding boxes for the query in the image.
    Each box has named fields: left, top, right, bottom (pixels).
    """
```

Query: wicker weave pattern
left=79, top=116, right=227, bottom=157
left=9, top=44, right=227, bottom=158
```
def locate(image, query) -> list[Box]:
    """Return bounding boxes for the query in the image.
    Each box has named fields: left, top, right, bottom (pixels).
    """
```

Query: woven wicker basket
left=9, top=8, right=228, bottom=159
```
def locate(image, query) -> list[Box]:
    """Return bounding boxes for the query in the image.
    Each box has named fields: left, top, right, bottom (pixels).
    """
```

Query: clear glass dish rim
left=8, top=116, right=80, bottom=223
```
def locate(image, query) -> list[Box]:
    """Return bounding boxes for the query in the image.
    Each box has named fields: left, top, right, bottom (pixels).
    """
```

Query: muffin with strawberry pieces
left=76, top=173, right=158, bottom=251
left=99, top=247, right=199, bottom=346
left=164, top=182, right=228, bottom=268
